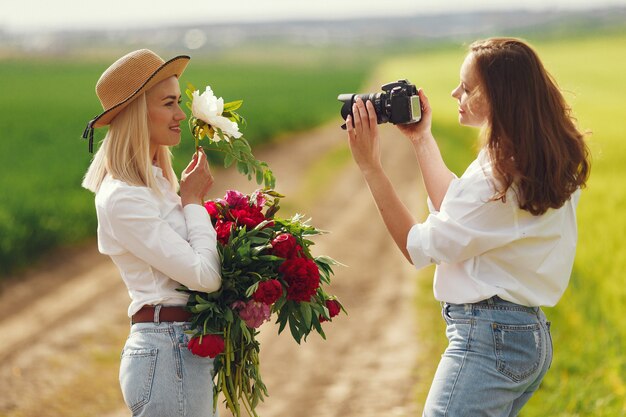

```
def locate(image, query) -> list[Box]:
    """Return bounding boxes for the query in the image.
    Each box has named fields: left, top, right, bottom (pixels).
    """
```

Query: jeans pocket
left=492, top=322, right=542, bottom=382
left=119, top=348, right=158, bottom=414
left=442, top=304, right=473, bottom=325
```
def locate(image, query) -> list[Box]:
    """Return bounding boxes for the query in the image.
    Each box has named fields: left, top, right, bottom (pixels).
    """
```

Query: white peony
left=191, top=86, right=242, bottom=140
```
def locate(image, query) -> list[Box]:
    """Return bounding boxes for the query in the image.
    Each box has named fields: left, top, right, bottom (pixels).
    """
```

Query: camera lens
left=337, top=94, right=355, bottom=121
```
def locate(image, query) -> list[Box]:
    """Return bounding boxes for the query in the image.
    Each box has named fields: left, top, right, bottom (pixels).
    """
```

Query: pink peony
left=232, top=300, right=271, bottom=328
left=251, top=190, right=266, bottom=208
left=224, top=190, right=248, bottom=209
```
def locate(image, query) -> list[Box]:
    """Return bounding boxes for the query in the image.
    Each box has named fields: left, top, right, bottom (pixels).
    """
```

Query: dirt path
left=0, top=121, right=425, bottom=417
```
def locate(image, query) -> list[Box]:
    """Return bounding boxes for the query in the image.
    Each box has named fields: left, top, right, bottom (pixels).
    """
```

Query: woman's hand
left=344, top=98, right=418, bottom=263
left=396, top=88, right=433, bottom=144
left=180, top=148, right=214, bottom=207
left=346, top=97, right=383, bottom=175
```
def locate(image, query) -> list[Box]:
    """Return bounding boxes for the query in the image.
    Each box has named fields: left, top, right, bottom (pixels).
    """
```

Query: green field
left=0, top=55, right=369, bottom=276
left=378, top=33, right=626, bottom=415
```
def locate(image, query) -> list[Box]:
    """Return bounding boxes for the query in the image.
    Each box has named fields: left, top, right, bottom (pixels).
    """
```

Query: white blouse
left=95, top=166, right=221, bottom=317
left=407, top=149, right=580, bottom=307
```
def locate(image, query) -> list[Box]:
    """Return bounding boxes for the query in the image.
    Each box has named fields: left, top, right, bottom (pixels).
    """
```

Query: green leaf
left=195, top=294, right=209, bottom=304
left=232, top=140, right=249, bottom=152
left=223, top=308, right=234, bottom=323
left=254, top=254, right=283, bottom=262
left=277, top=315, right=288, bottom=335
left=223, top=100, right=243, bottom=113
left=191, top=303, right=212, bottom=313
left=264, top=170, right=276, bottom=189
left=288, top=315, right=302, bottom=344
left=245, top=282, right=260, bottom=298
left=223, top=153, right=235, bottom=168
left=315, top=255, right=339, bottom=266
left=236, top=161, right=249, bottom=175
left=186, top=83, right=196, bottom=99
left=301, top=303, right=312, bottom=329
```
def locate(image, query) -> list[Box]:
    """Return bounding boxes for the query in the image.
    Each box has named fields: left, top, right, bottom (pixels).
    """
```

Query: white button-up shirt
left=407, top=149, right=580, bottom=307
left=95, top=166, right=221, bottom=317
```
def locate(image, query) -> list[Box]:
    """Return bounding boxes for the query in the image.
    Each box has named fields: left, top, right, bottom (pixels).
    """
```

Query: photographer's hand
left=396, top=88, right=433, bottom=143
left=345, top=97, right=382, bottom=174
left=398, top=88, right=455, bottom=211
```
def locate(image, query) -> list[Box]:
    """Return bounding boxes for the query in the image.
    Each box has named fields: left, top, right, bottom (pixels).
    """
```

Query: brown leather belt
left=131, top=305, right=192, bottom=324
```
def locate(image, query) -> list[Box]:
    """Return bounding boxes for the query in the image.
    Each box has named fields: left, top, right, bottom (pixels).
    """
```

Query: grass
left=378, top=32, right=626, bottom=416
left=0, top=54, right=369, bottom=278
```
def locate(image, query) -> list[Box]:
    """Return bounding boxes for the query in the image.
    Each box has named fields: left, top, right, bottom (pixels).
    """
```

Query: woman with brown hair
left=82, top=49, right=221, bottom=416
left=345, top=38, right=590, bottom=416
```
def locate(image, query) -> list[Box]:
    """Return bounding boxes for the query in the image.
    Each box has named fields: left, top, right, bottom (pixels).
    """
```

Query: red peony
left=320, top=299, right=341, bottom=322
left=271, top=233, right=302, bottom=259
left=230, top=205, right=266, bottom=229
left=215, top=220, right=234, bottom=245
left=204, top=201, right=220, bottom=220
left=188, top=334, right=225, bottom=358
left=253, top=279, right=283, bottom=305
left=278, top=257, right=320, bottom=302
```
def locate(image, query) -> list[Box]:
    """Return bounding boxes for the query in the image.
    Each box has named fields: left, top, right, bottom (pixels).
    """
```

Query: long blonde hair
left=82, top=93, right=178, bottom=194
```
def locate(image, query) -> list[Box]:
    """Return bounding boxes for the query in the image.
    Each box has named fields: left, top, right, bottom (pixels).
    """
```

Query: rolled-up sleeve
left=406, top=170, right=518, bottom=270
left=407, top=222, right=436, bottom=269
left=106, top=189, right=221, bottom=293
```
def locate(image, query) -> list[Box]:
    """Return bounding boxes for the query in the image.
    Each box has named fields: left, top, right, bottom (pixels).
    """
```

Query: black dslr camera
left=338, top=79, right=421, bottom=130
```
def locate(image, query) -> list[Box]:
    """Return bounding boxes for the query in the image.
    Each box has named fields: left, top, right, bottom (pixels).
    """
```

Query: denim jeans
left=423, top=296, right=553, bottom=417
left=119, top=320, right=217, bottom=417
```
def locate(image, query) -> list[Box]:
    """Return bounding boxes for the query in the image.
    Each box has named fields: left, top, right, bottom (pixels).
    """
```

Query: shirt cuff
left=406, top=223, right=435, bottom=269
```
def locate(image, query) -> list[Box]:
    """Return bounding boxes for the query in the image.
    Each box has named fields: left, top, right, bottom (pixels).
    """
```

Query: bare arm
left=396, top=89, right=455, bottom=211
left=360, top=166, right=416, bottom=263
left=346, top=98, right=416, bottom=263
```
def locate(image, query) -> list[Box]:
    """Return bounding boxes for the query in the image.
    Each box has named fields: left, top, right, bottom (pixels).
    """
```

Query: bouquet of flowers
left=180, top=85, right=343, bottom=417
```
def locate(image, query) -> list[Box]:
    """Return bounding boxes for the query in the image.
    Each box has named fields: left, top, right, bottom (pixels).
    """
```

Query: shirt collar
left=151, top=164, right=164, bottom=178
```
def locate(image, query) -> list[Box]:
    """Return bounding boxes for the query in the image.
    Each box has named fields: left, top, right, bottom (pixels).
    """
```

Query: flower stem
left=221, top=369, right=239, bottom=415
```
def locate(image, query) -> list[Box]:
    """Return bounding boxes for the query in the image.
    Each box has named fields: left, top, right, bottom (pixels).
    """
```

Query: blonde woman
left=82, top=49, right=221, bottom=417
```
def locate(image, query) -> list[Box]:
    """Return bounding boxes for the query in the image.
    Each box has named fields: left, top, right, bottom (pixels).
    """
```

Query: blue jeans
left=119, top=320, right=217, bottom=417
left=423, top=296, right=553, bottom=417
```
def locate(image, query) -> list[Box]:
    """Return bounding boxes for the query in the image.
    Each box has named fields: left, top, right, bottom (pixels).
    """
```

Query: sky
left=1, top=0, right=625, bottom=33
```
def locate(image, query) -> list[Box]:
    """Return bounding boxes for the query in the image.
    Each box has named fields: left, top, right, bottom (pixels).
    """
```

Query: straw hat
left=82, top=49, right=190, bottom=152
